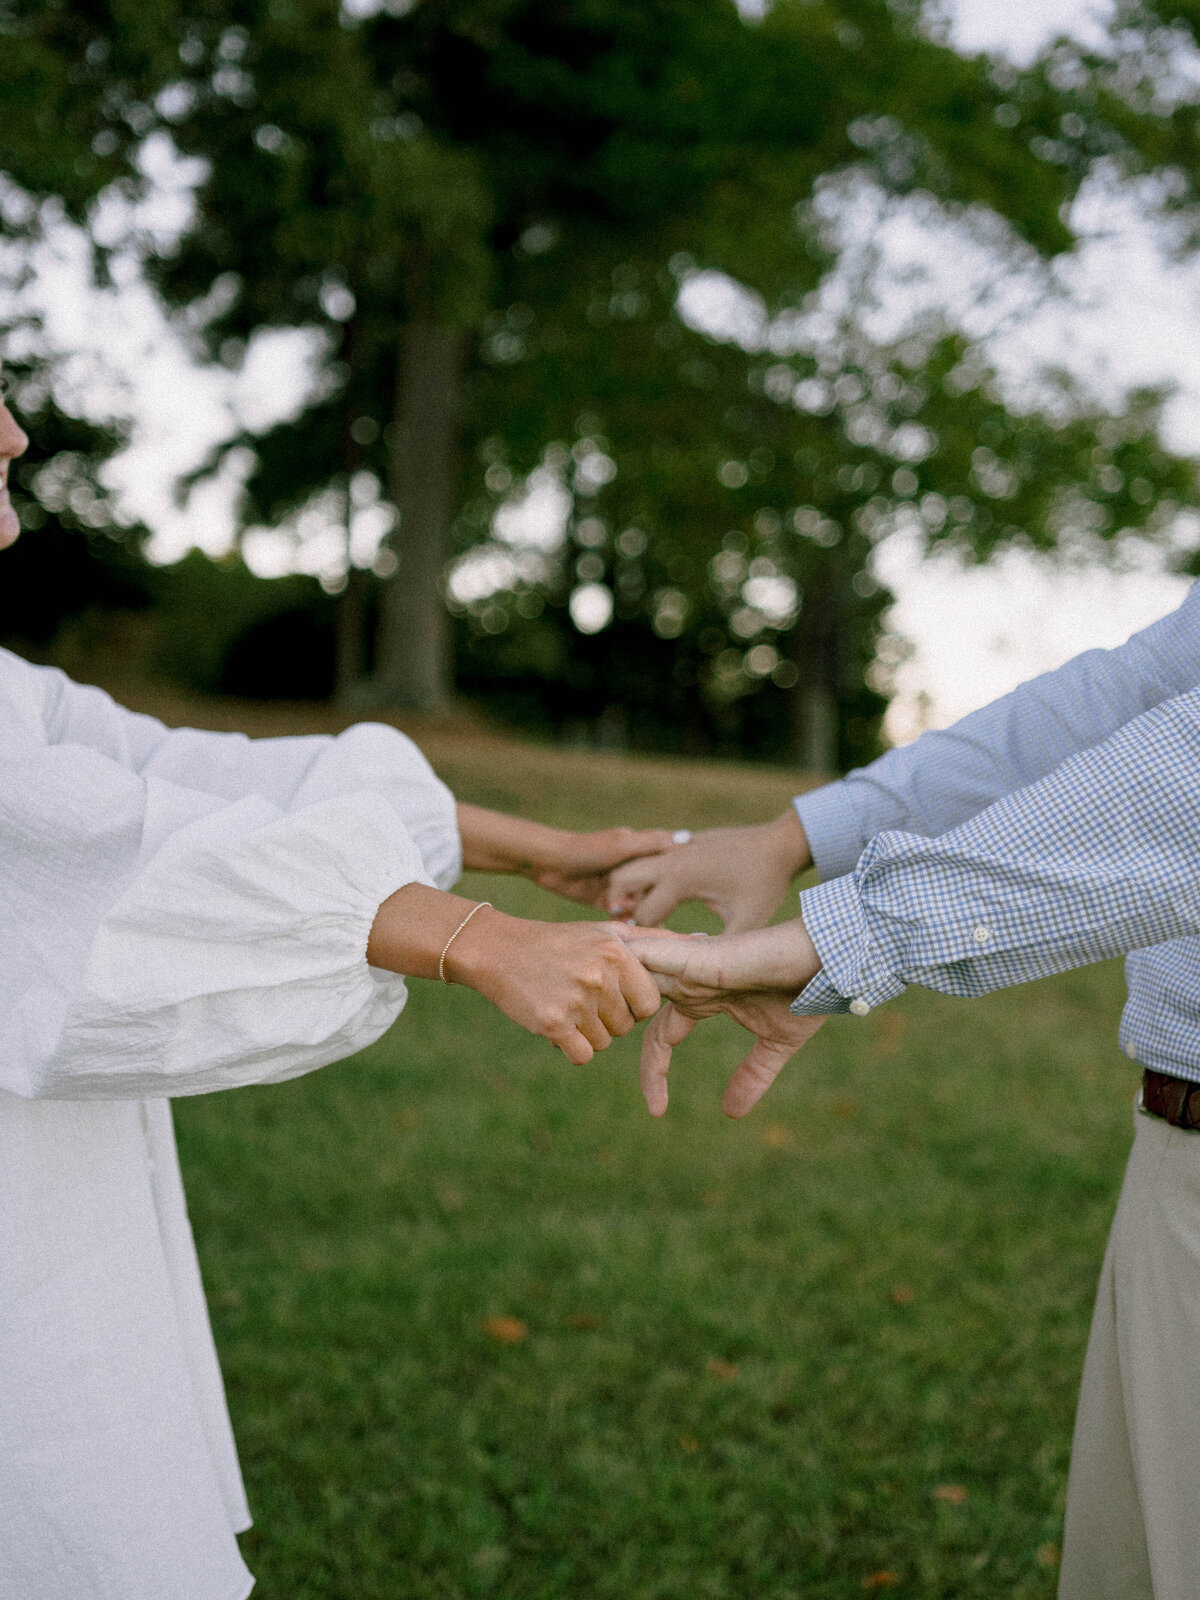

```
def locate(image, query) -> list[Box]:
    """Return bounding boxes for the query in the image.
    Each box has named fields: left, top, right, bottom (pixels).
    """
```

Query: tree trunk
left=787, top=558, right=840, bottom=773
left=374, top=321, right=468, bottom=708
left=335, top=567, right=369, bottom=703
left=794, top=682, right=837, bottom=772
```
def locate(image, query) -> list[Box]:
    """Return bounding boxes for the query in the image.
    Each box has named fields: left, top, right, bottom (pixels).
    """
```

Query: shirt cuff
left=792, top=785, right=868, bottom=882
left=790, top=873, right=908, bottom=1017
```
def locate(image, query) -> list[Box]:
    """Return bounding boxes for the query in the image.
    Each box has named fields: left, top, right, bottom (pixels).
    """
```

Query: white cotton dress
left=0, top=648, right=462, bottom=1600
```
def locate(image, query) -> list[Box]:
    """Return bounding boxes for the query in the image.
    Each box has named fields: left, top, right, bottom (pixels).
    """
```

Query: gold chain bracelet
left=438, top=901, right=492, bottom=984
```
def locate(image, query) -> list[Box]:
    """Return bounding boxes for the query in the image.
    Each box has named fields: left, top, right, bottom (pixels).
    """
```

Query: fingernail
left=672, top=829, right=692, bottom=844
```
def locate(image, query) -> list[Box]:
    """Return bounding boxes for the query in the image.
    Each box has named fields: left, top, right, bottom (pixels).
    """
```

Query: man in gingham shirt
left=612, top=584, right=1200, bottom=1600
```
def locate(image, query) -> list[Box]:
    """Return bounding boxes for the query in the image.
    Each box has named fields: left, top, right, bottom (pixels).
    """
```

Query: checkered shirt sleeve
left=791, top=683, right=1200, bottom=1017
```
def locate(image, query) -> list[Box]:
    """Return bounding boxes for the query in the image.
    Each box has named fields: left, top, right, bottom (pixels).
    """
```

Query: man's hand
left=606, top=807, right=811, bottom=932
left=618, top=921, right=825, bottom=1117
left=449, top=910, right=664, bottom=1065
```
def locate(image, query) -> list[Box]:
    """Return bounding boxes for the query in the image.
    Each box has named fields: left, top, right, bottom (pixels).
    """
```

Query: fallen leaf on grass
left=567, top=1312, right=603, bottom=1331
left=890, top=1284, right=915, bottom=1306
left=862, top=1573, right=899, bottom=1590
left=870, top=1011, right=909, bottom=1059
left=760, top=1123, right=792, bottom=1150
left=706, top=1357, right=739, bottom=1380
left=933, top=1484, right=968, bottom=1505
left=678, top=1434, right=700, bottom=1453
left=699, top=1188, right=724, bottom=1207
left=482, top=1315, right=528, bottom=1345
left=395, top=1108, right=420, bottom=1132
left=1037, top=1544, right=1061, bottom=1568
left=831, top=1096, right=860, bottom=1118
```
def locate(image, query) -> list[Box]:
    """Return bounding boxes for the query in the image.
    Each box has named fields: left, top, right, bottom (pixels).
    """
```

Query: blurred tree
left=1, top=0, right=1198, bottom=765
left=0, top=355, right=153, bottom=661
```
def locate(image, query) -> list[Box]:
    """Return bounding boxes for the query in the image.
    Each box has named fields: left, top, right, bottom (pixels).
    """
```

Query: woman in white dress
left=0, top=373, right=669, bottom=1600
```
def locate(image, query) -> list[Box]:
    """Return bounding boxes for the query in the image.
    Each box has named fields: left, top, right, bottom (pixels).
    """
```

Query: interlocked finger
left=554, top=1026, right=596, bottom=1065
left=598, top=992, right=638, bottom=1038
left=639, top=1002, right=697, bottom=1116
left=721, top=1038, right=793, bottom=1118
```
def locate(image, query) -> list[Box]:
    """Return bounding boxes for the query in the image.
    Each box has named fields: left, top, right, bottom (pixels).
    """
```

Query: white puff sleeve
left=0, top=652, right=461, bottom=1101
left=33, top=662, right=462, bottom=889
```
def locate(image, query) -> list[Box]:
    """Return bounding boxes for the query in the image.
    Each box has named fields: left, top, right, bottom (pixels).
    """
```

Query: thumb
left=619, top=933, right=698, bottom=979
left=606, top=856, right=666, bottom=916
left=607, top=923, right=690, bottom=946
left=630, top=880, right=686, bottom=928
left=720, top=1036, right=795, bottom=1119
left=640, top=1002, right=696, bottom=1117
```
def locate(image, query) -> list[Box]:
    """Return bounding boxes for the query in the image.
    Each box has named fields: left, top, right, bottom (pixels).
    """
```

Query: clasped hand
left=372, top=805, right=827, bottom=1115
left=616, top=921, right=827, bottom=1118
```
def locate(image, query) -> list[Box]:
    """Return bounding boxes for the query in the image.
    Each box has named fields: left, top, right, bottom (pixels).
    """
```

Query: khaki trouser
left=1060, top=1102, right=1200, bottom=1600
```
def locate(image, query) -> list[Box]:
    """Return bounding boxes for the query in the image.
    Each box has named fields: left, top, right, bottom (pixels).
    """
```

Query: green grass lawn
left=171, top=729, right=1137, bottom=1599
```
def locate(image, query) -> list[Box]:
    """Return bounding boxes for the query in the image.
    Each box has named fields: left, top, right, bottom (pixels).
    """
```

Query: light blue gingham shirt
left=791, top=582, right=1200, bottom=1081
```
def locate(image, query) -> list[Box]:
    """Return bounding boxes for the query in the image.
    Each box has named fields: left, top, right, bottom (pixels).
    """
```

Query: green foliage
left=4, top=0, right=1200, bottom=760
left=171, top=737, right=1130, bottom=1598
left=147, top=550, right=336, bottom=695
left=0, top=363, right=153, bottom=652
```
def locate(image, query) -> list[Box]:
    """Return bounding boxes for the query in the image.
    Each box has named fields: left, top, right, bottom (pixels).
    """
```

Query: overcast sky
left=873, top=0, right=1196, bottom=740
left=5, top=0, right=1198, bottom=741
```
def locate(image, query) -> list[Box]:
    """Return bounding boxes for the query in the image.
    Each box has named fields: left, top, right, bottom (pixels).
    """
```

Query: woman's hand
left=367, top=882, right=663, bottom=1066
left=531, top=825, right=685, bottom=908
left=616, top=921, right=826, bottom=1117
left=449, top=908, right=663, bottom=1064
left=456, top=803, right=683, bottom=909
left=605, top=807, right=811, bottom=932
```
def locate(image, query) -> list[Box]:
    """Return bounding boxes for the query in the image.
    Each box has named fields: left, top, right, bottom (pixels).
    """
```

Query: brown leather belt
left=1142, top=1068, right=1200, bottom=1131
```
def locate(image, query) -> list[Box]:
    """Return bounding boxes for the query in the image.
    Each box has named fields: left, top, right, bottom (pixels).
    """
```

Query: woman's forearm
left=454, top=804, right=684, bottom=910
left=456, top=803, right=570, bottom=876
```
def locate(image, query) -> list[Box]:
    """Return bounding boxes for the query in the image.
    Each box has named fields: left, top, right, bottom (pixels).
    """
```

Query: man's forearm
left=793, top=679, right=1200, bottom=1018
left=796, top=584, right=1200, bottom=881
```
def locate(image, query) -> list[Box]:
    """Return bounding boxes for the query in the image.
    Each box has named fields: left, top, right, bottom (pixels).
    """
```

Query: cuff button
left=972, top=924, right=991, bottom=944
left=849, top=998, right=870, bottom=1017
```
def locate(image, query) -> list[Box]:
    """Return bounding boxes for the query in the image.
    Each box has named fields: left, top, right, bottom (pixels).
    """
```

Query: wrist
left=442, top=903, right=512, bottom=989
left=368, top=883, right=495, bottom=980
left=761, top=807, right=812, bottom=878
left=517, top=824, right=574, bottom=879
left=737, top=917, right=820, bottom=990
